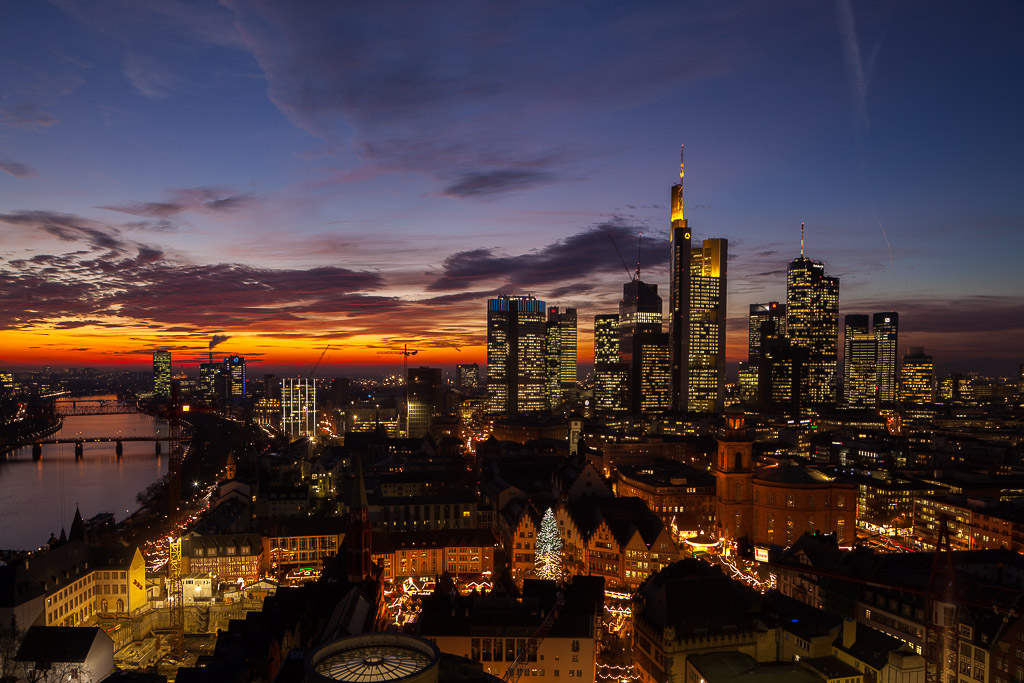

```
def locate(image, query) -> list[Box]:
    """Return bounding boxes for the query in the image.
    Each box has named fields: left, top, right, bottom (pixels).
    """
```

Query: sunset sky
left=2, top=1, right=1022, bottom=377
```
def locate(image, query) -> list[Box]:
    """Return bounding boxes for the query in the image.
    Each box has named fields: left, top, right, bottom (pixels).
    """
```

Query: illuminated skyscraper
left=407, top=366, right=442, bottom=438
left=486, top=295, right=546, bottom=414
left=900, top=347, right=934, bottom=404
left=198, top=362, right=219, bottom=403
left=842, top=315, right=873, bottom=407
left=593, top=314, right=628, bottom=413
left=153, top=350, right=171, bottom=398
left=282, top=377, right=316, bottom=438
left=786, top=225, right=839, bottom=406
left=223, top=355, right=246, bottom=399
left=668, top=147, right=727, bottom=413
left=748, top=302, right=786, bottom=365
left=544, top=306, right=578, bottom=408
left=872, top=312, right=899, bottom=404
left=620, top=280, right=669, bottom=413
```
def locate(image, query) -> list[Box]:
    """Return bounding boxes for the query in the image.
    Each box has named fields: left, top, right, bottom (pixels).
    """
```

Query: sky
left=1, top=1, right=1022, bottom=378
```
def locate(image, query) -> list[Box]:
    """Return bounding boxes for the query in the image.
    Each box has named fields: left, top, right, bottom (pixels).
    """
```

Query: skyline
left=2, top=2, right=1023, bottom=377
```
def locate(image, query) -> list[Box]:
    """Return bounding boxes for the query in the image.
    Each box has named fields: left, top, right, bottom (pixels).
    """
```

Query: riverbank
left=0, top=414, right=62, bottom=454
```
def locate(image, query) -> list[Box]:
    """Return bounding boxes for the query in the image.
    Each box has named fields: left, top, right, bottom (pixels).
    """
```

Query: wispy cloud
left=0, top=158, right=36, bottom=178
left=101, top=187, right=258, bottom=218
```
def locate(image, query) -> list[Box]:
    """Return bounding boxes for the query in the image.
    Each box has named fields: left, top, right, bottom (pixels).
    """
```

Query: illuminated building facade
left=900, top=347, right=934, bottom=404
left=620, top=279, right=669, bottom=413
left=407, top=366, right=441, bottom=438
left=668, top=148, right=728, bottom=413
left=152, top=350, right=171, bottom=398
left=843, top=315, right=877, bottom=408
left=281, top=377, right=316, bottom=438
left=749, top=302, right=786, bottom=365
left=873, top=312, right=899, bottom=404
left=223, top=355, right=246, bottom=399
left=198, top=362, right=219, bottom=403
left=787, top=239, right=839, bottom=406
left=486, top=295, right=546, bottom=414
left=456, top=363, right=480, bottom=390
left=593, top=314, right=628, bottom=412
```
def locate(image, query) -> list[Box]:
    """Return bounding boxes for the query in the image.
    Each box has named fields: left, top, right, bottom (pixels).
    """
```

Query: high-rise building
left=282, top=377, right=316, bottom=438
left=543, top=306, right=578, bottom=408
left=486, top=295, right=546, bottom=414
left=900, top=347, right=934, bottom=404
left=668, top=148, right=727, bottom=413
left=407, top=366, right=442, bottom=438
left=594, top=314, right=628, bottom=412
left=198, top=362, right=219, bottom=403
left=620, top=280, right=670, bottom=413
left=748, top=302, right=786, bottom=365
left=223, top=355, right=246, bottom=399
left=873, top=312, right=899, bottom=404
left=456, top=363, right=480, bottom=391
left=842, top=315, right=872, bottom=407
left=786, top=225, right=839, bottom=406
left=153, top=350, right=171, bottom=398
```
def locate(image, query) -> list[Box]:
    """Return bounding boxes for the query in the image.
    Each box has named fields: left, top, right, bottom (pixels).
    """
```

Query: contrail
left=836, top=0, right=870, bottom=134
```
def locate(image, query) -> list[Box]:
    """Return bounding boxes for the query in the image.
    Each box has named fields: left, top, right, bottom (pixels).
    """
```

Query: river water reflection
left=0, top=406, right=168, bottom=551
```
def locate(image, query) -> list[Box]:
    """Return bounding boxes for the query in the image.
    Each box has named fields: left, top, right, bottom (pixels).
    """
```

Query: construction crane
left=309, top=344, right=331, bottom=378
left=168, top=535, right=185, bottom=655
left=376, top=344, right=419, bottom=436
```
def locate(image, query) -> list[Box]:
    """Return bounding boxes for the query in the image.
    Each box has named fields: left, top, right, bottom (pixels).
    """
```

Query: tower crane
left=376, top=344, right=419, bottom=436
left=309, top=344, right=331, bottom=378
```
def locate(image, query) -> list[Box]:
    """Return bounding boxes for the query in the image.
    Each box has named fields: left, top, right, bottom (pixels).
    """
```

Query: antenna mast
left=800, top=222, right=805, bottom=258
left=636, top=232, right=643, bottom=282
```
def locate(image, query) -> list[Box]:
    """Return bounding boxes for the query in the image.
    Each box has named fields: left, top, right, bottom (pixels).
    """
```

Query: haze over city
left=2, top=1, right=1022, bottom=376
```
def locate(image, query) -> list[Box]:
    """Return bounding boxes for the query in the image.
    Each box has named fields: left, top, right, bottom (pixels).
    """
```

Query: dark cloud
left=101, top=187, right=258, bottom=218
left=549, top=283, right=595, bottom=299
left=428, top=221, right=669, bottom=291
left=221, top=0, right=749, bottom=197
left=0, top=104, right=57, bottom=128
left=1, top=210, right=129, bottom=253
left=0, top=158, right=36, bottom=178
left=442, top=169, right=556, bottom=198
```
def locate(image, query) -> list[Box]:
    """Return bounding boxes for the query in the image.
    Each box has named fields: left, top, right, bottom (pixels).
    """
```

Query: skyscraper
left=223, top=355, right=246, bottom=399
left=198, top=362, right=219, bottom=403
left=873, top=312, right=899, bottom=404
left=593, top=314, right=628, bottom=413
left=786, top=225, right=839, bottom=406
left=842, top=314, right=872, bottom=407
left=152, top=350, right=171, bottom=398
left=486, top=295, right=546, bottom=414
left=668, top=147, right=727, bottom=413
left=742, top=302, right=786, bottom=405
left=282, top=377, right=316, bottom=438
left=900, top=347, right=934, bottom=404
left=620, top=279, right=670, bottom=413
left=407, top=366, right=442, bottom=438
left=544, top=306, right=578, bottom=408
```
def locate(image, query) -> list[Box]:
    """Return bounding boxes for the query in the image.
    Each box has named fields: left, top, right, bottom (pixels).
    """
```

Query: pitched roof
left=16, top=626, right=109, bottom=663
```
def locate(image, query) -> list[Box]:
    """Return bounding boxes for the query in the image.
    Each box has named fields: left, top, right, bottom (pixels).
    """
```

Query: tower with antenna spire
left=786, top=223, right=840, bottom=407
left=668, top=146, right=728, bottom=413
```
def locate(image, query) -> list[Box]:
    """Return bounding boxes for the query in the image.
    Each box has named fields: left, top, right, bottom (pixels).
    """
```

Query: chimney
left=842, top=618, right=856, bottom=648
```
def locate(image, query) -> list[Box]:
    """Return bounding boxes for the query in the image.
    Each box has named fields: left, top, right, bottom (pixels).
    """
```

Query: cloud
left=101, top=187, right=258, bottom=218
left=0, top=159, right=36, bottom=178
left=428, top=220, right=669, bottom=291
left=221, top=0, right=749, bottom=197
left=0, top=104, right=57, bottom=128
left=1, top=210, right=129, bottom=253
left=209, top=334, right=231, bottom=350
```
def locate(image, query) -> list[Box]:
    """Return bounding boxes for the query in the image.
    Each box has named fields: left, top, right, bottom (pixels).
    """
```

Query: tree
left=534, top=507, right=563, bottom=581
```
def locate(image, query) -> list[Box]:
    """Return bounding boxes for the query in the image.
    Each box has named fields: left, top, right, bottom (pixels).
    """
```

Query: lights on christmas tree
left=535, top=507, right=563, bottom=581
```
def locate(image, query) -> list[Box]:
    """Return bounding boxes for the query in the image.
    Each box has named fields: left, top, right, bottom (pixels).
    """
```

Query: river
left=0, top=406, right=169, bottom=551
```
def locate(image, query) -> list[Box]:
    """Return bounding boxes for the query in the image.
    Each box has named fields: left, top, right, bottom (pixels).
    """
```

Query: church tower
left=343, top=454, right=373, bottom=582
left=714, top=408, right=754, bottom=544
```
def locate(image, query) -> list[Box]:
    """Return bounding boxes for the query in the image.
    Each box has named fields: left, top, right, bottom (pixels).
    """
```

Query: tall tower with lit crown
left=669, top=147, right=727, bottom=413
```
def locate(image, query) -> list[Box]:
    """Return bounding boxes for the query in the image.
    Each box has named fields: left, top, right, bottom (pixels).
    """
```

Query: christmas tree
left=534, top=507, right=563, bottom=581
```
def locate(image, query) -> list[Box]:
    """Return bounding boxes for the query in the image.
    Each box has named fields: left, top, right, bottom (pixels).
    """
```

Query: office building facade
left=152, top=350, right=171, bottom=398
left=223, top=355, right=246, bottom=399
left=786, top=241, right=839, bottom=406
left=456, top=363, right=480, bottom=391
left=282, top=377, right=316, bottom=438
left=594, top=314, right=628, bottom=412
left=900, top=347, right=934, bottom=404
left=407, top=366, right=442, bottom=438
left=873, top=312, right=899, bottom=404
left=486, top=295, right=546, bottom=414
